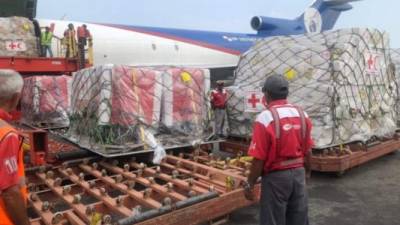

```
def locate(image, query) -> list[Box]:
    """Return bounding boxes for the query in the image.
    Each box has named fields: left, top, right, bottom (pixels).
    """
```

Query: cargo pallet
left=24, top=132, right=259, bottom=225
left=310, top=137, right=400, bottom=175
left=216, top=136, right=400, bottom=176
left=25, top=156, right=259, bottom=225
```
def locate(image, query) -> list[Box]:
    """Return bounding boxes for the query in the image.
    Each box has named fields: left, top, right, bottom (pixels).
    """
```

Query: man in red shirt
left=244, top=75, right=313, bottom=225
left=210, top=80, right=228, bottom=138
left=0, top=69, right=30, bottom=225
left=77, top=24, right=92, bottom=47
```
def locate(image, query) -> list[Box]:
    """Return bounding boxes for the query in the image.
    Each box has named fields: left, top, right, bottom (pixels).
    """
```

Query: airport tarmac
left=227, top=151, right=400, bottom=225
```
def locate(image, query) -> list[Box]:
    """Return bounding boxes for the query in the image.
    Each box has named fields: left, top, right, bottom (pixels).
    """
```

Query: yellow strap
left=90, top=212, right=102, bottom=225
left=225, top=176, right=235, bottom=192
left=182, top=71, right=199, bottom=125
left=88, top=38, right=94, bottom=64
left=68, top=34, right=73, bottom=57
left=67, top=31, right=77, bottom=57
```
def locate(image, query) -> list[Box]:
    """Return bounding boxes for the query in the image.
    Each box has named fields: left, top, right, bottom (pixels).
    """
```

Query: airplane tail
left=300, top=0, right=361, bottom=32
left=251, top=0, right=360, bottom=35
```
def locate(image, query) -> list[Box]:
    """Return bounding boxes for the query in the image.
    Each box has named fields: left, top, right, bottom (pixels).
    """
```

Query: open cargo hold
left=0, top=16, right=39, bottom=57
left=228, top=28, right=398, bottom=148
left=21, top=75, right=71, bottom=128
left=65, top=65, right=211, bottom=157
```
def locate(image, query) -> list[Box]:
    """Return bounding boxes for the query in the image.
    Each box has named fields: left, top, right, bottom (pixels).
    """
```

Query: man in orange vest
left=0, top=69, right=30, bottom=225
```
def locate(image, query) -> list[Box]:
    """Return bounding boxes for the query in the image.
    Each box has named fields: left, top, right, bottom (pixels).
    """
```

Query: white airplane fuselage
left=36, top=0, right=357, bottom=68
left=38, top=19, right=248, bottom=68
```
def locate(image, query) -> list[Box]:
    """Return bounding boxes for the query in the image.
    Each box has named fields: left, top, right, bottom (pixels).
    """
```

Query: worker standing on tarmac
left=0, top=70, right=30, bottom=225
left=63, top=23, right=77, bottom=58
left=40, top=26, right=53, bottom=57
left=210, top=80, right=228, bottom=138
left=244, top=75, right=314, bottom=225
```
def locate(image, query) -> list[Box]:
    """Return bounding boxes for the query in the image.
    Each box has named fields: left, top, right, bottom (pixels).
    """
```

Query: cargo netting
left=390, top=48, right=400, bottom=122
left=63, top=65, right=212, bottom=157
left=0, top=17, right=39, bottom=57
left=228, top=28, right=398, bottom=148
left=21, top=75, right=71, bottom=128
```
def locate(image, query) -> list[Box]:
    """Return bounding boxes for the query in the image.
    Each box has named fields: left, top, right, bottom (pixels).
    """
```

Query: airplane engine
left=250, top=16, right=293, bottom=32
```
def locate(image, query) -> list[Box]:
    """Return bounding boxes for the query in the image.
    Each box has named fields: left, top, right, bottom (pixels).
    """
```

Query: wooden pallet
left=218, top=137, right=400, bottom=176
left=310, top=138, right=400, bottom=174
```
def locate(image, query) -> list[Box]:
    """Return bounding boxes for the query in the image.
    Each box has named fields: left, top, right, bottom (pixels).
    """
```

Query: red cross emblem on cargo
left=8, top=42, right=18, bottom=49
left=245, top=91, right=266, bottom=112
left=365, top=51, right=380, bottom=74
left=6, top=40, right=26, bottom=51
left=367, top=55, right=377, bottom=70
left=248, top=93, right=260, bottom=108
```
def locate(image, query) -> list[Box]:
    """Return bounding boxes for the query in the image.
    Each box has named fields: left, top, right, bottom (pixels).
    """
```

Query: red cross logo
left=248, top=94, right=260, bottom=108
left=367, top=54, right=378, bottom=71
left=367, top=55, right=374, bottom=70
left=8, top=42, right=18, bottom=50
left=7, top=41, right=22, bottom=50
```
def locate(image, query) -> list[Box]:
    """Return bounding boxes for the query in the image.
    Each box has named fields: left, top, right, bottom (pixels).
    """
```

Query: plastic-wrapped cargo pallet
left=21, top=75, right=72, bottom=128
left=228, top=28, right=397, bottom=148
left=0, top=17, right=39, bottom=57
left=160, top=67, right=211, bottom=145
left=67, top=65, right=163, bottom=155
left=66, top=65, right=211, bottom=157
left=390, top=49, right=400, bottom=122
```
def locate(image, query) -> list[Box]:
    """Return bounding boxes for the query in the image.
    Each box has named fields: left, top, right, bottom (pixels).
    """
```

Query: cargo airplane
left=37, top=0, right=359, bottom=69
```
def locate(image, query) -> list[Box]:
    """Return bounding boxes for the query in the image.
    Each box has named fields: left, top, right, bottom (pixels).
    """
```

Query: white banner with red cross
left=244, top=91, right=266, bottom=112
left=5, top=40, right=27, bottom=52
left=364, top=51, right=382, bottom=75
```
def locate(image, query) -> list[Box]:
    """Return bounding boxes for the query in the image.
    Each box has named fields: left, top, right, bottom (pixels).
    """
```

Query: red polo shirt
left=248, top=100, right=314, bottom=174
left=210, top=89, right=227, bottom=109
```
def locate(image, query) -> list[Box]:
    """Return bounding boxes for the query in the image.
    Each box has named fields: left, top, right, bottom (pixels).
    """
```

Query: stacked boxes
left=21, top=75, right=71, bottom=128
left=161, top=67, right=211, bottom=137
left=66, top=65, right=211, bottom=154
left=67, top=65, right=163, bottom=152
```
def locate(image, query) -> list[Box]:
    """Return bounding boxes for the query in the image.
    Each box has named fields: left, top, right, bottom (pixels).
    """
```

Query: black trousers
left=260, top=167, right=309, bottom=225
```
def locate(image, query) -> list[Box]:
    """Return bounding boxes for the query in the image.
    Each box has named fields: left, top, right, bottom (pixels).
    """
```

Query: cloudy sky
left=37, top=0, right=399, bottom=47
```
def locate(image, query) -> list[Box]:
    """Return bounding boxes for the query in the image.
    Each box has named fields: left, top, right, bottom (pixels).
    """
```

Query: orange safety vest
left=0, top=119, right=27, bottom=225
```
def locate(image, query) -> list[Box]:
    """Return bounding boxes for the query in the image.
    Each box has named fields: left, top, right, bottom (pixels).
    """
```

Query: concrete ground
left=226, top=151, right=400, bottom=225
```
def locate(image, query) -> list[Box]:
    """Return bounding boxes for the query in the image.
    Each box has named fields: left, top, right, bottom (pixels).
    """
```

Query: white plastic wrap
left=229, top=28, right=397, bottom=148
left=0, top=17, right=39, bottom=57
left=21, top=75, right=71, bottom=128
left=65, top=65, right=212, bottom=156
